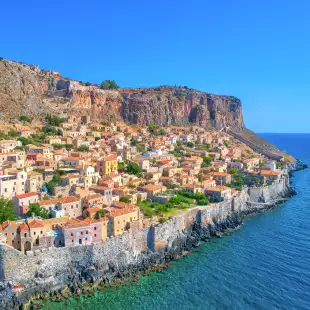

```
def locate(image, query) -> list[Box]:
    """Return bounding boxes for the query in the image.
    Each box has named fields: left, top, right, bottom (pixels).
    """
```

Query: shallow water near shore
left=44, top=133, right=310, bottom=310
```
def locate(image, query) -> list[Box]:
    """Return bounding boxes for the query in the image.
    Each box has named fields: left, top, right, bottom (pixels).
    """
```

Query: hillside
left=0, top=59, right=244, bottom=130
left=0, top=58, right=284, bottom=159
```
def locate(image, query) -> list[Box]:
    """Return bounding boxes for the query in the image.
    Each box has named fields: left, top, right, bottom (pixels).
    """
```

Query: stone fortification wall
left=0, top=176, right=290, bottom=309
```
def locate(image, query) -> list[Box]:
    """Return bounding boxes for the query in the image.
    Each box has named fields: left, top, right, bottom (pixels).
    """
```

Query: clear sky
left=1, top=0, right=309, bottom=133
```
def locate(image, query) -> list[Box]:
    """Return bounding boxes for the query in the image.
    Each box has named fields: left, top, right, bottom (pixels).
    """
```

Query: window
left=94, top=234, right=97, bottom=237
left=81, top=232, right=83, bottom=235
left=72, top=240, right=74, bottom=243
left=4, top=188, right=7, bottom=192
left=34, top=232, right=36, bottom=235
left=24, top=233, right=27, bottom=237
left=71, top=233, right=73, bottom=236
left=86, top=231, right=88, bottom=234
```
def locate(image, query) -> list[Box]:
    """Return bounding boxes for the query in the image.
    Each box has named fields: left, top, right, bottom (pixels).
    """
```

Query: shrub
left=100, top=80, right=120, bottom=90
left=45, top=114, right=67, bottom=126
left=95, top=209, right=108, bottom=219
left=26, top=203, right=50, bottom=219
left=19, top=115, right=31, bottom=123
left=77, top=145, right=89, bottom=152
left=0, top=198, right=18, bottom=223
left=120, top=196, right=130, bottom=203
left=126, top=162, right=142, bottom=177
left=8, top=130, right=18, bottom=138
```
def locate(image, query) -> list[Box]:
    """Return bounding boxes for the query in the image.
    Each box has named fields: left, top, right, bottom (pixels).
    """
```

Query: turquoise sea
left=44, top=133, right=310, bottom=310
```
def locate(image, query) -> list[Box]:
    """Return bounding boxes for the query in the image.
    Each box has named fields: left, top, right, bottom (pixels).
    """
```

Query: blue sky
left=1, top=0, right=309, bottom=133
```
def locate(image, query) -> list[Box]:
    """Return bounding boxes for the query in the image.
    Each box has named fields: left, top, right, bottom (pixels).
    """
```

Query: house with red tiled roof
left=206, top=185, right=232, bottom=200
left=108, top=203, right=141, bottom=236
left=260, top=170, right=281, bottom=182
left=82, top=193, right=106, bottom=208
left=40, top=196, right=82, bottom=218
left=12, top=192, right=39, bottom=216
left=63, top=217, right=102, bottom=247
left=89, top=185, right=113, bottom=205
left=180, top=184, right=202, bottom=194
left=1, top=220, right=19, bottom=249
left=138, top=184, right=166, bottom=199
left=206, top=172, right=232, bottom=185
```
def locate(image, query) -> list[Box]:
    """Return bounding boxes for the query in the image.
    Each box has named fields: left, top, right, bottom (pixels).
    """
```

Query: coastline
left=0, top=165, right=304, bottom=310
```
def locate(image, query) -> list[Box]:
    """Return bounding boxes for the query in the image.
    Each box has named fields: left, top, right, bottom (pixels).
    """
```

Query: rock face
left=0, top=59, right=244, bottom=130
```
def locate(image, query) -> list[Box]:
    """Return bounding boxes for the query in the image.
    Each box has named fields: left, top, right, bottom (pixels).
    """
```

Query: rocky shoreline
left=18, top=198, right=296, bottom=310
left=0, top=169, right=303, bottom=310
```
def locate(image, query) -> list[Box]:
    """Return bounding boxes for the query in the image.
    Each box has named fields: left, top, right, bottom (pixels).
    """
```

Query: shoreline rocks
left=0, top=175, right=297, bottom=310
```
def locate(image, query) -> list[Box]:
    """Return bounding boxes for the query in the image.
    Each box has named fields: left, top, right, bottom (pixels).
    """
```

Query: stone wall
left=0, top=176, right=290, bottom=309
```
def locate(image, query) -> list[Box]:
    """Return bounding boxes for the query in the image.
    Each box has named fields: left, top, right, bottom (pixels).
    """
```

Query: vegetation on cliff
left=100, top=80, right=120, bottom=90
left=0, top=197, right=18, bottom=223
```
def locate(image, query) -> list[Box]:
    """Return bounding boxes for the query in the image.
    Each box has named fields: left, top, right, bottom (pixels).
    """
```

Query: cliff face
left=0, top=60, right=244, bottom=130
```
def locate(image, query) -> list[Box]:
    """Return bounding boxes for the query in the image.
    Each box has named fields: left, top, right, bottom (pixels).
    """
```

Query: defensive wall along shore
left=0, top=175, right=290, bottom=309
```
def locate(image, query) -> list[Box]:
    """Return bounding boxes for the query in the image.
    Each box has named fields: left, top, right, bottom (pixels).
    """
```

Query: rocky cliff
left=0, top=59, right=244, bottom=130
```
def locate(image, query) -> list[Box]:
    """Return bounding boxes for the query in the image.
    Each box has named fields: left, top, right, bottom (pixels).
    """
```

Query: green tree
left=19, top=115, right=31, bottom=123
left=14, top=146, right=26, bottom=151
left=77, top=145, right=89, bottom=152
left=46, top=181, right=56, bottom=195
left=202, top=156, right=212, bottom=167
left=95, top=209, right=108, bottom=219
left=33, top=168, right=44, bottom=174
left=130, top=138, right=137, bottom=146
left=117, top=161, right=126, bottom=171
left=126, top=162, right=142, bottom=177
left=45, top=114, right=67, bottom=126
left=186, top=142, right=194, bottom=148
left=8, top=130, right=18, bottom=138
left=26, top=203, right=50, bottom=219
left=65, top=144, right=74, bottom=150
left=138, top=201, right=154, bottom=218
left=148, top=122, right=157, bottom=134
left=100, top=80, right=120, bottom=90
left=120, top=196, right=130, bottom=203
left=229, top=168, right=238, bottom=175
left=0, top=198, right=18, bottom=224
left=159, top=128, right=166, bottom=135
left=52, top=143, right=64, bottom=150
